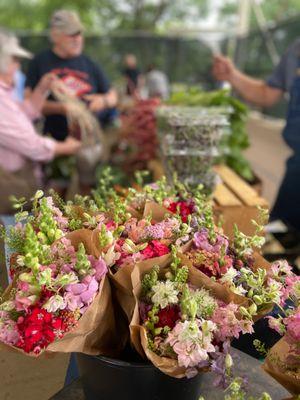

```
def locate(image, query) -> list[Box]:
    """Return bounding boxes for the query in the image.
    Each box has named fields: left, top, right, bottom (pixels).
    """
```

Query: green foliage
left=36, top=198, right=63, bottom=244
left=168, top=88, right=253, bottom=181
left=0, top=0, right=209, bottom=33
left=253, top=339, right=268, bottom=357
left=180, top=284, right=198, bottom=320
left=0, top=225, right=24, bottom=254
left=233, top=207, right=268, bottom=259
left=141, top=265, right=159, bottom=298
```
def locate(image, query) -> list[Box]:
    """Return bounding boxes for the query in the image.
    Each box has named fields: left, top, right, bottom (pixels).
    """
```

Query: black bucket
left=76, top=352, right=204, bottom=400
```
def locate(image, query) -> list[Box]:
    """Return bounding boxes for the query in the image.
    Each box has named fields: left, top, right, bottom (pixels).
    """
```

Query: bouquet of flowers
left=0, top=192, right=117, bottom=356
left=130, top=248, right=255, bottom=384
left=263, top=262, right=300, bottom=395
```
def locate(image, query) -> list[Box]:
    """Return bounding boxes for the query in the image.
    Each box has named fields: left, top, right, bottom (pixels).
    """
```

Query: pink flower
left=88, top=256, right=107, bottom=281
left=15, top=294, right=38, bottom=312
left=212, top=302, right=253, bottom=341
left=267, top=316, right=286, bottom=335
left=193, top=229, right=229, bottom=254
left=279, top=275, right=300, bottom=306
left=284, top=311, right=300, bottom=343
left=17, top=281, right=29, bottom=292
left=0, top=312, right=20, bottom=346
left=65, top=276, right=99, bottom=313
left=45, top=197, right=69, bottom=231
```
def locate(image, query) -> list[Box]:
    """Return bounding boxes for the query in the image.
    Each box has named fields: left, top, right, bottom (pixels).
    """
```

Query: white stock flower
left=219, top=267, right=238, bottom=284
left=43, top=295, right=66, bottom=313
left=151, top=281, right=179, bottom=309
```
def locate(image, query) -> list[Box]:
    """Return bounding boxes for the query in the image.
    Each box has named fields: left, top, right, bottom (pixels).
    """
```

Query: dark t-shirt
left=266, top=38, right=300, bottom=92
left=122, top=67, right=140, bottom=94
left=26, top=49, right=111, bottom=140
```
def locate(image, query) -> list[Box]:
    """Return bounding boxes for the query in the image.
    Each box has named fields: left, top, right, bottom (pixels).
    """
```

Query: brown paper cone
left=263, top=337, right=300, bottom=395
left=110, top=253, right=172, bottom=322
left=143, top=200, right=170, bottom=222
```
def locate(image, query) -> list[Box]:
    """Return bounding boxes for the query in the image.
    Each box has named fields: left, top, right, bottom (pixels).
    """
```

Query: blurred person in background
left=122, top=54, right=142, bottom=96
left=25, top=9, right=118, bottom=141
left=0, top=31, right=81, bottom=214
left=145, top=64, right=170, bottom=100
left=213, top=45, right=300, bottom=234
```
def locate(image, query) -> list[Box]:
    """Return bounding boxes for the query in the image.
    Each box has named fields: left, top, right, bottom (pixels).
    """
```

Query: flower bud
left=225, top=353, right=233, bottom=369
left=19, top=272, right=34, bottom=283
left=253, top=295, right=263, bottom=305
left=248, top=302, right=257, bottom=315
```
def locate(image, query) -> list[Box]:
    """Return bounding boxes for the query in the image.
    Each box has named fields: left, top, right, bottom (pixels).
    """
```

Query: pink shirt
left=0, top=81, right=56, bottom=173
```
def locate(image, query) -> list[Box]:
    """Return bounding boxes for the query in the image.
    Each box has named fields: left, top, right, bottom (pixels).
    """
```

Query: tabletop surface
left=50, top=348, right=290, bottom=400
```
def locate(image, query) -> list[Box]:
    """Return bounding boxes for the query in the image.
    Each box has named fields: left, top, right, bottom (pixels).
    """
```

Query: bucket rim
left=78, top=354, right=156, bottom=369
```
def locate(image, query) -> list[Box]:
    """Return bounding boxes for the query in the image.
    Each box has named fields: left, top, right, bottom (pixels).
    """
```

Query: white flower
left=38, top=268, right=53, bottom=286
left=102, top=246, right=120, bottom=267
left=0, top=301, right=15, bottom=312
left=219, top=267, right=238, bottom=284
left=151, top=281, right=179, bottom=308
left=231, top=285, right=247, bottom=296
left=194, top=288, right=217, bottom=318
left=16, top=255, right=25, bottom=267
left=43, top=295, right=66, bottom=313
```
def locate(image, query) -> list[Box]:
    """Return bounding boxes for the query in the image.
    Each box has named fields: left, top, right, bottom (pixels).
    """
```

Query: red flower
left=167, top=201, right=194, bottom=223
left=141, top=240, right=169, bottom=259
left=156, top=305, right=180, bottom=329
left=16, top=306, right=66, bottom=354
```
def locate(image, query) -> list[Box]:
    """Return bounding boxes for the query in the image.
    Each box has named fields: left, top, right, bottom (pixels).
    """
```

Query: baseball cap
left=0, top=32, right=32, bottom=59
left=50, top=10, right=84, bottom=35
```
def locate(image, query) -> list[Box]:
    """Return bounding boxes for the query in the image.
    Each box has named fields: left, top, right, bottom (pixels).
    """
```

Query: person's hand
left=55, top=137, right=82, bottom=156
left=83, top=94, right=107, bottom=112
left=36, top=73, right=58, bottom=95
left=212, top=55, right=236, bottom=82
left=63, top=137, right=82, bottom=155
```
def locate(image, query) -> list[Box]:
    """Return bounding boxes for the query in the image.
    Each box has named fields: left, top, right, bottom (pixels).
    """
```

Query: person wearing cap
left=25, top=9, right=118, bottom=142
left=0, top=31, right=82, bottom=213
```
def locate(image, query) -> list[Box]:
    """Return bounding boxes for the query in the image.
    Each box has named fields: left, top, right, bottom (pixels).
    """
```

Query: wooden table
left=148, top=160, right=269, bottom=239
left=50, top=348, right=290, bottom=400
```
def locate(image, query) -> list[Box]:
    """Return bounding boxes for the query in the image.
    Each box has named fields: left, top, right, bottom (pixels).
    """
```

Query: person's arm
left=22, top=74, right=60, bottom=119
left=0, top=100, right=81, bottom=161
left=212, top=55, right=283, bottom=107
left=83, top=61, right=118, bottom=112
left=24, top=87, right=67, bottom=116
left=84, top=88, right=118, bottom=112
left=25, top=58, right=67, bottom=117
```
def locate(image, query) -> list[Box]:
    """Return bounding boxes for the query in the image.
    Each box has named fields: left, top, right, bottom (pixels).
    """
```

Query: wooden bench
left=148, top=160, right=269, bottom=239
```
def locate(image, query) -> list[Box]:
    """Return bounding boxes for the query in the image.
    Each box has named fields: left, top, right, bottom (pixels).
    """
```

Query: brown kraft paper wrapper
left=143, top=200, right=170, bottom=222
left=263, top=337, right=300, bottom=395
left=0, top=230, right=120, bottom=358
left=110, top=253, right=172, bottom=323
left=129, top=262, right=236, bottom=378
